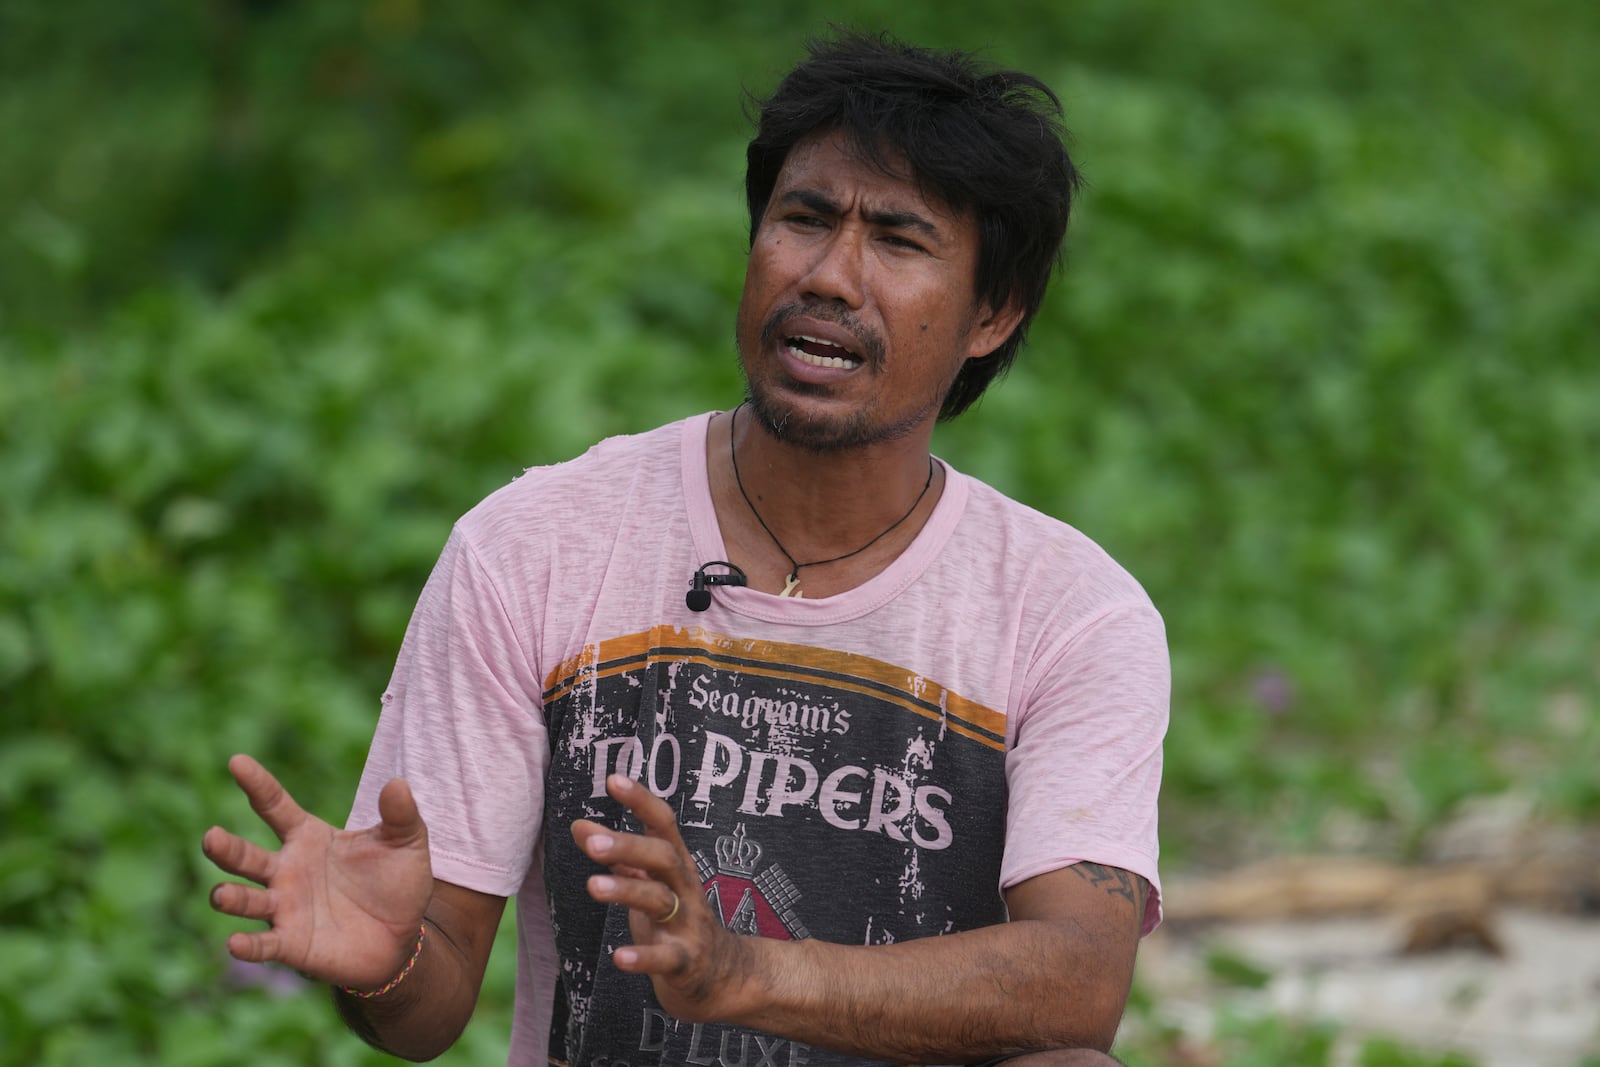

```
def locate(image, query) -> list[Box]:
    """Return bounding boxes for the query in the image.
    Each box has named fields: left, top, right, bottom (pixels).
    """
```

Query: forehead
left=771, top=131, right=967, bottom=229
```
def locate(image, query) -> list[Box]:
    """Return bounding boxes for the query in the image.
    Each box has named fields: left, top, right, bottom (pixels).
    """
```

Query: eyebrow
left=778, top=188, right=943, bottom=241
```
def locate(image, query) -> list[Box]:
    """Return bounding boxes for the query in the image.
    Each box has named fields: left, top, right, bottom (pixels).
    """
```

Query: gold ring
left=654, top=891, right=681, bottom=924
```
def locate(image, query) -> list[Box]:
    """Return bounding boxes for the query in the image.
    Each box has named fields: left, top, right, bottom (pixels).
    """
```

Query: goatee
left=739, top=303, right=933, bottom=453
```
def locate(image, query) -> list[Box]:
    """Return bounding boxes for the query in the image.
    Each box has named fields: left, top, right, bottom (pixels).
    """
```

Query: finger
left=611, top=940, right=692, bottom=977
left=228, top=754, right=309, bottom=844
left=372, top=776, right=427, bottom=849
left=571, top=819, right=680, bottom=878
left=202, top=824, right=277, bottom=885
left=587, top=872, right=681, bottom=920
left=210, top=880, right=276, bottom=922
left=225, top=927, right=285, bottom=964
left=605, top=774, right=686, bottom=845
left=602, top=776, right=702, bottom=887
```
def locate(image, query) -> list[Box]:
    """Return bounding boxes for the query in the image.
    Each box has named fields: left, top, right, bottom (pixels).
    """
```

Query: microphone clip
left=687, top=561, right=747, bottom=612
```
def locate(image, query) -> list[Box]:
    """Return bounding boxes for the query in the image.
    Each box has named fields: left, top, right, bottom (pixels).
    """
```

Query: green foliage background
left=2, top=1, right=1596, bottom=1063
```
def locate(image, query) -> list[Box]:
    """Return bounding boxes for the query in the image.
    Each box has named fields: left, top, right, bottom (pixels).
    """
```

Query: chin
left=744, top=386, right=920, bottom=454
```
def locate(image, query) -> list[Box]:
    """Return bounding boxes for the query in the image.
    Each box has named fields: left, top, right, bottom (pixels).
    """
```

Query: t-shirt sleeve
left=346, top=525, right=549, bottom=898
left=1001, top=597, right=1169, bottom=936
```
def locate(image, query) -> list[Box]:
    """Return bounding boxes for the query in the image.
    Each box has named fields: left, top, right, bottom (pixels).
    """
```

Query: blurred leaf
left=1203, top=947, right=1274, bottom=990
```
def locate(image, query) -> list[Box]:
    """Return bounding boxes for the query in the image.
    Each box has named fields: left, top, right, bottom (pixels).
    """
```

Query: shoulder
left=455, top=415, right=700, bottom=550
left=951, top=470, right=1157, bottom=616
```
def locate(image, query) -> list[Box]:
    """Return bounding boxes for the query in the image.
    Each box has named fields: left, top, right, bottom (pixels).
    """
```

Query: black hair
left=745, top=30, right=1082, bottom=420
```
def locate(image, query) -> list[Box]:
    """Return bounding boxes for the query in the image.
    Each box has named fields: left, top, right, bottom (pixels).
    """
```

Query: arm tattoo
left=1068, top=861, right=1143, bottom=912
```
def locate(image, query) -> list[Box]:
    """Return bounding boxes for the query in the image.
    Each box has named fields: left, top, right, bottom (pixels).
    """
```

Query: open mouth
left=785, top=334, right=862, bottom=370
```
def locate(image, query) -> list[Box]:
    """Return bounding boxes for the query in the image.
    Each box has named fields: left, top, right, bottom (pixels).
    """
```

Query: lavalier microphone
left=686, top=561, right=747, bottom=612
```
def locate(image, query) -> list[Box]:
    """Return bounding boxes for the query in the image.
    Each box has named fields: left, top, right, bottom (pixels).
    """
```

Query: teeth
left=786, top=335, right=861, bottom=370
left=793, top=349, right=857, bottom=369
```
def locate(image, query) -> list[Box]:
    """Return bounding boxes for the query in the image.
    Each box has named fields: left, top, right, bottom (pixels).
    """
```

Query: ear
left=962, top=296, right=1027, bottom=361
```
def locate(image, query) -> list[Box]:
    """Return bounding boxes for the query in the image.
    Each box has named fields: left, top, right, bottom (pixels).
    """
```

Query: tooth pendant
left=779, top=574, right=804, bottom=598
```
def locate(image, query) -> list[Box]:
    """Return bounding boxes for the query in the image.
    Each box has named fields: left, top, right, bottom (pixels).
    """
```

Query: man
left=204, top=31, right=1168, bottom=1067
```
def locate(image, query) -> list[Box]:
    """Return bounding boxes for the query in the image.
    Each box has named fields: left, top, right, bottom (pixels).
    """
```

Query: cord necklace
left=729, top=403, right=935, bottom=598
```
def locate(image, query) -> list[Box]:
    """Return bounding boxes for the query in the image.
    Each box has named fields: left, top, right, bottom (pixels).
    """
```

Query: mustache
left=757, top=301, right=885, bottom=367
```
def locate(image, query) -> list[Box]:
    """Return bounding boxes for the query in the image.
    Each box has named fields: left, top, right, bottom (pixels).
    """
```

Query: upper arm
left=1003, top=595, right=1168, bottom=935
left=350, top=527, right=549, bottom=896
left=1002, top=862, right=1148, bottom=1047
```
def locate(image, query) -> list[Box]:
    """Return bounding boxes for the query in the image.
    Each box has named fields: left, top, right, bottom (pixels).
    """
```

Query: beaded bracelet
left=340, top=923, right=427, bottom=1000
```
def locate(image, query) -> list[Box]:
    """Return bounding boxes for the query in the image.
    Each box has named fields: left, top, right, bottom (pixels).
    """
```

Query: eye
left=881, top=233, right=928, bottom=254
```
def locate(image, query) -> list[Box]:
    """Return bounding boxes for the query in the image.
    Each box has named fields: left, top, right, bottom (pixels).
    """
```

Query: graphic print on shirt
left=540, top=625, right=1009, bottom=1067
left=694, top=822, right=810, bottom=940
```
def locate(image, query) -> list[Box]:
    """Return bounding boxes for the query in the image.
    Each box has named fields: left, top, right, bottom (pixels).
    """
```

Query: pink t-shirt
left=348, top=412, right=1168, bottom=1065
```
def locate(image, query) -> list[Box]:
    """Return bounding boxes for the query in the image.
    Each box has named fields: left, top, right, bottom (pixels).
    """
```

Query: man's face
left=734, top=131, right=1019, bottom=452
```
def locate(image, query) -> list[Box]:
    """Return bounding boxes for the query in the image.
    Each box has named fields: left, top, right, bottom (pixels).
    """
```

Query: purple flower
left=1249, top=667, right=1295, bottom=715
left=225, top=958, right=309, bottom=998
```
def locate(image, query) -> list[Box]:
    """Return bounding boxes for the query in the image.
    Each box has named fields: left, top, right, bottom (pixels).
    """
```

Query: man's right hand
left=202, top=754, right=434, bottom=991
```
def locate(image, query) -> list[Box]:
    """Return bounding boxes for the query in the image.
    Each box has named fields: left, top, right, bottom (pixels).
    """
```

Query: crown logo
left=714, top=823, right=763, bottom=877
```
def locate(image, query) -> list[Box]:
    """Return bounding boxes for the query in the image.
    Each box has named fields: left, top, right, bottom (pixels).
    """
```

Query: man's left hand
left=571, top=774, right=759, bottom=1023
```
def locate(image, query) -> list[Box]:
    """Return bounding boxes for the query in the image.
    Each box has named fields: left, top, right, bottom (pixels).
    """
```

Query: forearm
left=578, top=778, right=1147, bottom=1063
left=1007, top=1050, right=1124, bottom=1066
left=331, top=915, right=487, bottom=1061
left=726, top=916, right=1134, bottom=1063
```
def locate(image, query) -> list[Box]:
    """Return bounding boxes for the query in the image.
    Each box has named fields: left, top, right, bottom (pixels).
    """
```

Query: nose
left=799, top=227, right=866, bottom=309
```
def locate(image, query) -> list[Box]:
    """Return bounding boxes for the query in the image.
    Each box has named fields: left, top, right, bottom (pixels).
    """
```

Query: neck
left=714, top=404, right=943, bottom=595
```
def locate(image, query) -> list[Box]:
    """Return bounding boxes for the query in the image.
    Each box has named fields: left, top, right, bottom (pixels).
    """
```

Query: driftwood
left=1162, top=852, right=1600, bottom=955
